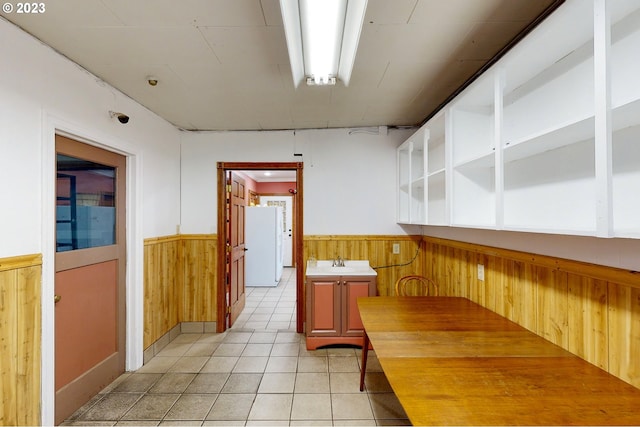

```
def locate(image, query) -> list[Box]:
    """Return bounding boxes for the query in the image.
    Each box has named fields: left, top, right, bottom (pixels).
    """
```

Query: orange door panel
left=55, top=261, right=117, bottom=390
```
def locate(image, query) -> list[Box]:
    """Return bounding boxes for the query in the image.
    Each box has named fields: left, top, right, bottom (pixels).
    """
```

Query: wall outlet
left=477, top=264, right=485, bottom=281
left=392, top=243, right=400, bottom=254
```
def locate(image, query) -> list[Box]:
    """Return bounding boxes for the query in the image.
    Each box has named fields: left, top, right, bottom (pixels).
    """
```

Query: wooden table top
left=358, top=296, right=640, bottom=426
left=359, top=296, right=525, bottom=332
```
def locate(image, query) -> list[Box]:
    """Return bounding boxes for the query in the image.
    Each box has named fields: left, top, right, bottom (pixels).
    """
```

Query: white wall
left=180, top=127, right=415, bottom=235
left=0, top=18, right=181, bottom=260
left=0, top=17, right=182, bottom=424
left=180, top=127, right=640, bottom=271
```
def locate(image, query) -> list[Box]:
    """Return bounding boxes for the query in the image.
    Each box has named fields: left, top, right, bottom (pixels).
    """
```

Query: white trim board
left=40, top=112, right=144, bottom=426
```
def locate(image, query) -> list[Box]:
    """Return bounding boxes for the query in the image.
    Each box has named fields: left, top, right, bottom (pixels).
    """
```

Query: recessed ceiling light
left=264, top=172, right=272, bottom=176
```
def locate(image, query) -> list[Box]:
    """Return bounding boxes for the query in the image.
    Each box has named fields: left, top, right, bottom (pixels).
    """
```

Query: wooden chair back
left=395, top=275, right=439, bottom=297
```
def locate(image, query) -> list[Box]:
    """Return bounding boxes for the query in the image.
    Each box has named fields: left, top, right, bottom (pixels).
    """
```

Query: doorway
left=259, top=195, right=294, bottom=267
left=217, top=162, right=304, bottom=333
left=54, top=135, right=126, bottom=424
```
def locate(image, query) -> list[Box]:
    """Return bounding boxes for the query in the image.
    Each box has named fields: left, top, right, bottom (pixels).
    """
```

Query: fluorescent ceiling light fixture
left=280, top=0, right=368, bottom=87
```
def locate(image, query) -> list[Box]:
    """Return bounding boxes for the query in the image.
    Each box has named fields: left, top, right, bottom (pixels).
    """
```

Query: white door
left=259, top=195, right=293, bottom=266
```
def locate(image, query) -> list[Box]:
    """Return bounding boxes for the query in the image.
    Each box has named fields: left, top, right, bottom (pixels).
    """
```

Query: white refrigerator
left=245, top=206, right=284, bottom=287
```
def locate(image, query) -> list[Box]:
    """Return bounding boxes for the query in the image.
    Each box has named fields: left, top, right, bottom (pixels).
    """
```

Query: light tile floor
left=63, top=268, right=410, bottom=426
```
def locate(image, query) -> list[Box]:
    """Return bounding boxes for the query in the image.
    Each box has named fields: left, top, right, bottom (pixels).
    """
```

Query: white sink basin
left=325, top=266, right=356, bottom=273
left=306, top=260, right=377, bottom=276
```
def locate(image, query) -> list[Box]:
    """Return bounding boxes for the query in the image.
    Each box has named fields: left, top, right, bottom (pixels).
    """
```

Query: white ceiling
left=1, top=0, right=561, bottom=131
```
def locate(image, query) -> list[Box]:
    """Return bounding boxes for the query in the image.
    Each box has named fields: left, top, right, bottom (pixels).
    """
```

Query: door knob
left=54, top=294, right=62, bottom=304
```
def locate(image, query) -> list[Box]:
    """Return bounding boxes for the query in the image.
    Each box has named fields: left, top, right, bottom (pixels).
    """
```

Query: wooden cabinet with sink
left=305, top=261, right=377, bottom=350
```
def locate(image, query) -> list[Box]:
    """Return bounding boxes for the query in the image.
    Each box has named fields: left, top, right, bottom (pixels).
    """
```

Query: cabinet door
left=307, top=278, right=340, bottom=336
left=341, top=278, right=373, bottom=336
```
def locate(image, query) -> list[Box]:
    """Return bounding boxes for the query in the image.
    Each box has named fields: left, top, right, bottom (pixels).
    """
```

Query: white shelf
left=502, top=225, right=596, bottom=237
left=500, top=0, right=595, bottom=97
left=612, top=123, right=640, bottom=237
left=610, top=2, right=640, bottom=109
left=428, top=140, right=445, bottom=173
left=610, top=2, right=640, bottom=238
left=427, top=112, right=446, bottom=175
left=503, top=139, right=595, bottom=233
left=411, top=178, right=425, bottom=190
left=454, top=151, right=495, bottom=169
left=448, top=223, right=497, bottom=231
left=612, top=98, right=640, bottom=131
left=427, top=172, right=447, bottom=225
left=427, top=169, right=445, bottom=181
left=503, top=115, right=594, bottom=163
left=411, top=152, right=425, bottom=182
left=502, top=52, right=594, bottom=149
left=613, top=229, right=640, bottom=239
left=452, top=166, right=495, bottom=228
left=502, top=0, right=594, bottom=152
left=451, top=107, right=494, bottom=166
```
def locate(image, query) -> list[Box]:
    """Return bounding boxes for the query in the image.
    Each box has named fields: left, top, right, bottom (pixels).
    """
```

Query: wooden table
left=358, top=296, right=640, bottom=426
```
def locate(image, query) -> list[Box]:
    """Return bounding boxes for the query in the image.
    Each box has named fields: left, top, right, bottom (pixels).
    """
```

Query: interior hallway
left=62, top=268, right=410, bottom=426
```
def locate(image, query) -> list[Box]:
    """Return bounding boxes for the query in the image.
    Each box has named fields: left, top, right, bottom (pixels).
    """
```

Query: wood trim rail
left=0, top=254, right=42, bottom=272
left=179, top=234, right=216, bottom=241
left=305, top=235, right=421, bottom=242
left=143, top=235, right=182, bottom=245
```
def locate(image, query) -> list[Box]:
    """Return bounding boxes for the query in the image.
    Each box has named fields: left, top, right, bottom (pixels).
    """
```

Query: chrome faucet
left=332, top=256, right=345, bottom=267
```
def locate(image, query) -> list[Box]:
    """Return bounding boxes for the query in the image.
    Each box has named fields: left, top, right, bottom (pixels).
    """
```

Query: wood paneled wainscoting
left=144, top=236, right=181, bottom=349
left=422, top=236, right=640, bottom=388
left=181, top=235, right=217, bottom=325
left=144, top=233, right=640, bottom=390
left=145, top=234, right=422, bottom=353
left=303, top=235, right=425, bottom=297
left=0, top=254, right=41, bottom=426
left=143, top=235, right=217, bottom=352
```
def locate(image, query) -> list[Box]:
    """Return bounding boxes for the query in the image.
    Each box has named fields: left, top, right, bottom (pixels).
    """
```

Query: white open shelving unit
left=397, top=128, right=428, bottom=225
left=427, top=112, right=447, bottom=225
left=397, top=0, right=640, bottom=239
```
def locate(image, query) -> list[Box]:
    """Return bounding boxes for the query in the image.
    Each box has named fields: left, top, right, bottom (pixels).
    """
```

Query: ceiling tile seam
left=376, top=61, right=391, bottom=89
left=406, top=0, right=420, bottom=24
left=258, top=0, right=268, bottom=26
left=195, top=26, right=223, bottom=65
left=165, top=63, right=198, bottom=98
left=407, top=85, right=426, bottom=106
left=98, top=0, right=126, bottom=26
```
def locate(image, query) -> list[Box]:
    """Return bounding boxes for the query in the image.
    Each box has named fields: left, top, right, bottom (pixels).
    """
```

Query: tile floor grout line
left=64, top=267, right=410, bottom=425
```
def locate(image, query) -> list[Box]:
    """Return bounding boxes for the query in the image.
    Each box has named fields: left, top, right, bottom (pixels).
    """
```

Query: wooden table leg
left=359, top=331, right=369, bottom=391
